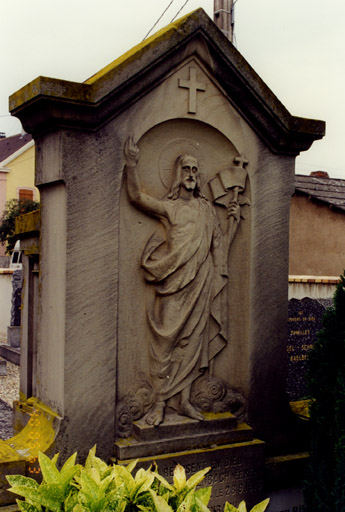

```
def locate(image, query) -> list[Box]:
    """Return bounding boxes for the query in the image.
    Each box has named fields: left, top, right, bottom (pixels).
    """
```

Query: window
left=18, top=188, right=35, bottom=201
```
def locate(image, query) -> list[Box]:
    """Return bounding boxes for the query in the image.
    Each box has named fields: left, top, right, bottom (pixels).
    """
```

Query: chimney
left=214, top=0, right=234, bottom=42
left=0, top=132, right=6, bottom=139
left=310, top=171, right=329, bottom=178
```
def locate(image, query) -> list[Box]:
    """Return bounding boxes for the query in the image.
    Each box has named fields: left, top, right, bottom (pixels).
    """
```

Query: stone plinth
left=0, top=360, right=6, bottom=376
left=115, top=412, right=253, bottom=459
left=6, top=327, right=20, bottom=350
left=0, top=460, right=26, bottom=506
left=115, top=439, right=265, bottom=511
left=0, top=346, right=20, bottom=366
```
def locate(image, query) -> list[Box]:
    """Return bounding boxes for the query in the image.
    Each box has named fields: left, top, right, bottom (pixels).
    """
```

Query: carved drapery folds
left=116, top=377, right=156, bottom=438
left=116, top=374, right=245, bottom=438
left=118, top=131, right=250, bottom=435
left=190, top=374, right=246, bottom=419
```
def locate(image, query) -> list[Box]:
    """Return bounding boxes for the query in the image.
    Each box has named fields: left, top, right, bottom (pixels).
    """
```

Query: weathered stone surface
left=0, top=460, right=25, bottom=506
left=9, top=11, right=324, bottom=154
left=0, top=346, right=20, bottom=366
left=6, top=328, right=20, bottom=350
left=0, top=399, right=12, bottom=441
left=115, top=413, right=253, bottom=459
left=134, top=412, right=238, bottom=442
left=117, top=440, right=265, bottom=511
left=10, top=271, right=22, bottom=328
left=10, top=7, right=324, bottom=471
left=0, top=361, right=6, bottom=377
left=121, top=136, right=249, bottom=427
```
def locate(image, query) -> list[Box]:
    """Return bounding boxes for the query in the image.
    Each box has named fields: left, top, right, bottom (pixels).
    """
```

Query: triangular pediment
left=9, top=8, right=324, bottom=155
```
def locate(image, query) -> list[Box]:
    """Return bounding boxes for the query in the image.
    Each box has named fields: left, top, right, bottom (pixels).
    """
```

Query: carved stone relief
left=116, top=374, right=245, bottom=438
left=178, top=67, right=206, bottom=114
left=116, top=119, right=250, bottom=436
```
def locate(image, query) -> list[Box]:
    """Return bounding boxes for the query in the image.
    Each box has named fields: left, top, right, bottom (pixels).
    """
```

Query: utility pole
left=213, top=0, right=234, bottom=43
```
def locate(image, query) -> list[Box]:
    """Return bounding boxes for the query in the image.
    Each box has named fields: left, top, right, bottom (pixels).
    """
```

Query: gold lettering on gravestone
left=204, top=459, right=263, bottom=510
left=287, top=299, right=327, bottom=400
left=289, top=317, right=316, bottom=322
left=290, top=354, right=307, bottom=362
left=301, top=344, right=313, bottom=351
left=159, top=454, right=262, bottom=511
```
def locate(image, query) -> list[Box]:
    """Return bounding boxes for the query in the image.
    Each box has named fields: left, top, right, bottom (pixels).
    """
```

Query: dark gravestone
left=286, top=297, right=332, bottom=401
left=125, top=439, right=265, bottom=511
left=7, top=269, right=22, bottom=351
left=0, top=398, right=13, bottom=440
left=10, top=269, right=23, bottom=328
left=1, top=270, right=23, bottom=364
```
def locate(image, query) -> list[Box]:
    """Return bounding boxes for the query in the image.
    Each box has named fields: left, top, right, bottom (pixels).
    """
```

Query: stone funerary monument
left=10, top=9, right=324, bottom=509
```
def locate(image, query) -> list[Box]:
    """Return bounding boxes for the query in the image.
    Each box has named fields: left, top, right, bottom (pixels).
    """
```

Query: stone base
left=0, top=361, right=6, bottom=376
left=7, top=327, right=20, bottom=349
left=0, top=460, right=26, bottom=506
left=0, top=256, right=10, bottom=268
left=0, top=346, right=20, bottom=366
left=114, top=439, right=265, bottom=511
left=115, top=411, right=253, bottom=459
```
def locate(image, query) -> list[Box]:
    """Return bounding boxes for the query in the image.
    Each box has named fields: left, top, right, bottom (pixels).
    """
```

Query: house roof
left=295, top=173, right=345, bottom=212
left=0, top=133, right=32, bottom=163
left=9, top=8, right=324, bottom=155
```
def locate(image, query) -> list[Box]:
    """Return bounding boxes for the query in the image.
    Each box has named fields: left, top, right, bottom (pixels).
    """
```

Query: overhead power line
left=142, top=0, right=176, bottom=41
left=143, top=0, right=192, bottom=41
left=170, top=0, right=191, bottom=23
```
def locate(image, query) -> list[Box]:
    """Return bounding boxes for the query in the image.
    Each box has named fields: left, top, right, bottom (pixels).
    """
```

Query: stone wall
left=289, top=194, right=345, bottom=276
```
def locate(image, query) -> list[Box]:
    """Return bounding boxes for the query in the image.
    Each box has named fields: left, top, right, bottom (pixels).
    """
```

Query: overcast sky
left=1, top=0, right=344, bottom=177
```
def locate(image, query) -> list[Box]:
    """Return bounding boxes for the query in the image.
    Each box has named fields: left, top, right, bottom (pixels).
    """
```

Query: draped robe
left=141, top=196, right=228, bottom=401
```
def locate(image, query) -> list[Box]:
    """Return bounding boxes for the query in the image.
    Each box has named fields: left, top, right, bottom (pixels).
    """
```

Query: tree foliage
left=0, top=198, right=40, bottom=254
left=304, top=272, right=345, bottom=512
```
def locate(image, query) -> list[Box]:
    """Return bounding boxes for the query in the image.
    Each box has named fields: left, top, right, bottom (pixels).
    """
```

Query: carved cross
left=233, top=154, right=249, bottom=169
left=178, top=67, right=206, bottom=114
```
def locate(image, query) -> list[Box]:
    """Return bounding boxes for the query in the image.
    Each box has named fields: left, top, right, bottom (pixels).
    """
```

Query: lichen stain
left=85, top=9, right=202, bottom=86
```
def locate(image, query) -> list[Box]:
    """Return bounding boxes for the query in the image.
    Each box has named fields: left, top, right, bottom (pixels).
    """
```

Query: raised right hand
left=124, top=135, right=139, bottom=166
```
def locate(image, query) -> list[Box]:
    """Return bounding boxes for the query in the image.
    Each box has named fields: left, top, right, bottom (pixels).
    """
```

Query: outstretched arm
left=124, top=136, right=166, bottom=217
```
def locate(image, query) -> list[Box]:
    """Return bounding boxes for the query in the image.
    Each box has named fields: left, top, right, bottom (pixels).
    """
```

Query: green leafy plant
left=7, top=447, right=211, bottom=512
left=0, top=198, right=40, bottom=254
left=7, top=447, right=269, bottom=512
left=223, top=498, right=270, bottom=512
left=7, top=451, right=81, bottom=512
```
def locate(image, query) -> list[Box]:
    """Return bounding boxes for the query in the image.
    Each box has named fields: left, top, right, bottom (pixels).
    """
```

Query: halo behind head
left=159, top=138, right=205, bottom=190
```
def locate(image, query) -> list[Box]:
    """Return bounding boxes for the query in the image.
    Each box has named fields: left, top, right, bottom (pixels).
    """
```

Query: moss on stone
left=9, top=9, right=203, bottom=111
left=15, top=210, right=41, bottom=236
left=85, top=9, right=201, bottom=85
